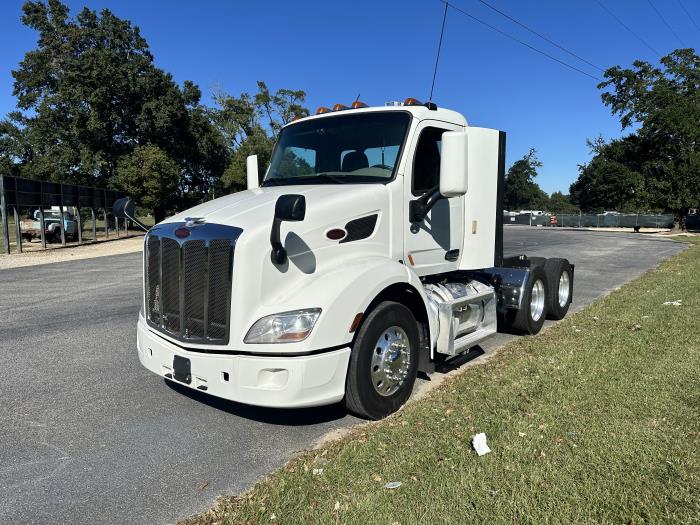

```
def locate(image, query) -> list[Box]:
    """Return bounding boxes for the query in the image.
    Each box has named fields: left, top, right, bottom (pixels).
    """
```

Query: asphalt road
left=0, top=228, right=685, bottom=524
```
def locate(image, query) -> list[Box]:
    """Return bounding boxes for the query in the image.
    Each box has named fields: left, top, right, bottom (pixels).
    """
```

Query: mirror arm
left=409, top=186, right=444, bottom=223
left=270, top=217, right=287, bottom=264
left=122, top=209, right=150, bottom=233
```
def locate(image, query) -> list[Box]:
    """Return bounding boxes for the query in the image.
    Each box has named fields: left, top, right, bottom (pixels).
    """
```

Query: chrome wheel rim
left=530, top=279, right=545, bottom=322
left=371, top=326, right=411, bottom=397
left=558, top=271, right=570, bottom=308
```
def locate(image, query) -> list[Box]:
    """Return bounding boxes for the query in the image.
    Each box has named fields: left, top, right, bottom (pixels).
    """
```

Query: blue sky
left=1, top=0, right=698, bottom=194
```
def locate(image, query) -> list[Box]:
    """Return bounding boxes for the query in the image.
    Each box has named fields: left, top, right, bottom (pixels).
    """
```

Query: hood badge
left=184, top=217, right=206, bottom=227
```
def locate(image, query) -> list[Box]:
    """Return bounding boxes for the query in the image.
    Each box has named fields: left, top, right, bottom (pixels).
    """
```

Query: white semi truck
left=117, top=98, right=574, bottom=419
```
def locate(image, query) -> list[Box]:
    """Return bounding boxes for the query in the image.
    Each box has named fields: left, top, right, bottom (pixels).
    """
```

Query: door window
left=412, top=127, right=446, bottom=195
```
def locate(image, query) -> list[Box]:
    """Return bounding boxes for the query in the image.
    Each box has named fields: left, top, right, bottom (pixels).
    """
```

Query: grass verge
left=183, top=238, right=700, bottom=525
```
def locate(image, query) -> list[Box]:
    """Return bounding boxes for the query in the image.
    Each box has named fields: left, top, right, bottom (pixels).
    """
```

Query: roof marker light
left=403, top=97, right=422, bottom=106
left=351, top=100, right=368, bottom=109
left=316, top=107, right=331, bottom=114
left=332, top=103, right=349, bottom=111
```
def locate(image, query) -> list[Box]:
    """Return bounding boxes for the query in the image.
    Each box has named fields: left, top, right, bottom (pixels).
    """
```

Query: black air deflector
left=339, top=214, right=378, bottom=243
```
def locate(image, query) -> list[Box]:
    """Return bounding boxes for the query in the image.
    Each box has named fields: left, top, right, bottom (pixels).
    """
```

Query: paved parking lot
left=0, top=228, right=685, bottom=524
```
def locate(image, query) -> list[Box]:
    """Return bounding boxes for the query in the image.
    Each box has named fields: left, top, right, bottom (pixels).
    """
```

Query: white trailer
left=121, top=99, right=574, bottom=419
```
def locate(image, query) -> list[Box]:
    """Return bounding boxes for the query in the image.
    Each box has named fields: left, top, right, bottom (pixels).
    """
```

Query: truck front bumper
left=137, top=318, right=351, bottom=408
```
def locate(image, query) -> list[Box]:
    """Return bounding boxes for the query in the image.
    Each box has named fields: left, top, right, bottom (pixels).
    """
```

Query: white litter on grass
left=663, top=300, right=682, bottom=306
left=312, top=468, right=323, bottom=476
left=384, top=481, right=402, bottom=489
left=472, top=433, right=492, bottom=456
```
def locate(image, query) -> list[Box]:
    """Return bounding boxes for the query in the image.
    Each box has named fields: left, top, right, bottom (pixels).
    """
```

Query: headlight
left=244, top=308, right=321, bottom=344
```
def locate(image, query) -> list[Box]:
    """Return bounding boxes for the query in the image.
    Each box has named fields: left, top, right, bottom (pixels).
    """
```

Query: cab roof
left=287, top=102, right=468, bottom=128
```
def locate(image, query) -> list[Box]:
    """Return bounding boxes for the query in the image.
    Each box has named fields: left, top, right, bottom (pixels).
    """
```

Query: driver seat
left=342, top=151, right=369, bottom=172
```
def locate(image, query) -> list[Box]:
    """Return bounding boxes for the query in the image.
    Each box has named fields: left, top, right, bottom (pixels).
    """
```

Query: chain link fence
left=504, top=212, right=677, bottom=229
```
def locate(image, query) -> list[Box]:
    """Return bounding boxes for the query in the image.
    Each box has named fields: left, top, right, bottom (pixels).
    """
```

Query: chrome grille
left=144, top=222, right=241, bottom=345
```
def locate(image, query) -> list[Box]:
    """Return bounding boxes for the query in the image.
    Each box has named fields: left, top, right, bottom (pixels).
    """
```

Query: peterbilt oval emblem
left=184, top=217, right=206, bottom=227
left=174, top=227, right=190, bottom=238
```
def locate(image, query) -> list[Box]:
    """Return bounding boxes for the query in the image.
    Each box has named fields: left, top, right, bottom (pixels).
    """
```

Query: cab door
left=403, top=120, right=464, bottom=276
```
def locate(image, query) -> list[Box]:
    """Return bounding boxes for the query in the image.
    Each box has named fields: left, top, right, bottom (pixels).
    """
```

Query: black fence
left=0, top=175, right=128, bottom=254
left=504, top=212, right=676, bottom=229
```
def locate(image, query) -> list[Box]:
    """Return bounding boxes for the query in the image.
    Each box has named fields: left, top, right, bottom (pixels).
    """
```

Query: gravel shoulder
left=0, top=235, right=144, bottom=270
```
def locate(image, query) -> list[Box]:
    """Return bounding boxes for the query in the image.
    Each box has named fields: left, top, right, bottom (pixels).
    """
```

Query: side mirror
left=409, top=130, right=469, bottom=224
left=247, top=155, right=259, bottom=190
left=439, top=130, right=468, bottom=198
left=113, top=197, right=136, bottom=219
left=270, top=194, right=306, bottom=264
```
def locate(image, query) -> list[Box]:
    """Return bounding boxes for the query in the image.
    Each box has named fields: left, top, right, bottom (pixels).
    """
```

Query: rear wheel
left=345, top=301, right=419, bottom=420
left=503, top=265, right=548, bottom=335
left=544, top=258, right=573, bottom=320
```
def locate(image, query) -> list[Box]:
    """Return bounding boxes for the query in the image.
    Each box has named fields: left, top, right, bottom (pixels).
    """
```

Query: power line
left=595, top=0, right=661, bottom=58
left=647, top=0, right=685, bottom=46
left=444, top=1, right=603, bottom=82
left=473, top=0, right=604, bottom=72
left=429, top=1, right=449, bottom=102
left=676, top=0, right=700, bottom=35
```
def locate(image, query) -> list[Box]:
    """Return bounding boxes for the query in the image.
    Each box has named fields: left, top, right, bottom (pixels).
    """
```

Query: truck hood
left=162, top=184, right=388, bottom=231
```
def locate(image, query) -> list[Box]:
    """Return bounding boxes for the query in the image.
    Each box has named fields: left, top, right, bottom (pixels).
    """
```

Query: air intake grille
left=144, top=223, right=240, bottom=345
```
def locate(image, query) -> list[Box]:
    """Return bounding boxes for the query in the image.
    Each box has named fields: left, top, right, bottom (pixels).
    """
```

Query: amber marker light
left=332, top=103, right=349, bottom=111
left=403, top=97, right=422, bottom=106
left=349, top=313, right=364, bottom=333
left=351, top=100, right=368, bottom=109
left=316, top=107, right=331, bottom=114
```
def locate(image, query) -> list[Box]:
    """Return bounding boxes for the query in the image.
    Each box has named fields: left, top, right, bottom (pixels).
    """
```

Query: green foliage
left=572, top=49, right=700, bottom=218
left=0, top=0, right=227, bottom=216
left=114, top=145, right=179, bottom=222
left=547, top=191, right=579, bottom=213
left=211, top=81, right=308, bottom=191
left=570, top=135, right=656, bottom=212
left=503, top=148, right=549, bottom=211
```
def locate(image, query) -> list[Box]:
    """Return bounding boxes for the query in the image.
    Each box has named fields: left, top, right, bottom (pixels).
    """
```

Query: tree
left=114, top=145, right=179, bottom=222
left=579, top=48, right=700, bottom=219
left=0, top=0, right=227, bottom=215
left=211, top=81, right=308, bottom=191
left=570, top=135, right=654, bottom=212
left=548, top=191, right=579, bottom=213
left=503, top=148, right=549, bottom=211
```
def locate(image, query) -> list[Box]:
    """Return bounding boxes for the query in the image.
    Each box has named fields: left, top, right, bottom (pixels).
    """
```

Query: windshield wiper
left=312, top=173, right=346, bottom=184
left=263, top=173, right=347, bottom=186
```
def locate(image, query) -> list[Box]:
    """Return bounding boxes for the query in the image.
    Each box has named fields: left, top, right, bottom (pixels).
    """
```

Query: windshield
left=263, top=111, right=411, bottom=186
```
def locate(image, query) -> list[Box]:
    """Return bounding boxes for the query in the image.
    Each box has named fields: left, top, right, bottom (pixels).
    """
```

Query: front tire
left=345, top=301, right=419, bottom=420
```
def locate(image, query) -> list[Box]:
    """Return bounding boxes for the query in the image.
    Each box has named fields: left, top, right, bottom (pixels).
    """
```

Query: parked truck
left=118, top=98, right=574, bottom=419
left=20, top=206, right=79, bottom=243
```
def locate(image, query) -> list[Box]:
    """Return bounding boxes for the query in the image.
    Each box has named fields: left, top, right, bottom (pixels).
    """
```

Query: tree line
left=0, top=1, right=697, bottom=223
left=0, top=0, right=306, bottom=222
left=506, top=48, right=700, bottom=222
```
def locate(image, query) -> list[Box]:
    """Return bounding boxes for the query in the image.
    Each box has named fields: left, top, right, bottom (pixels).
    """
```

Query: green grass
left=183, top=237, right=700, bottom=525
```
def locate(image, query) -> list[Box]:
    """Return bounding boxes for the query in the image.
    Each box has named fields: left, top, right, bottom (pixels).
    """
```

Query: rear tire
left=345, top=301, right=419, bottom=420
left=504, top=265, right=548, bottom=335
left=544, top=258, right=573, bottom=320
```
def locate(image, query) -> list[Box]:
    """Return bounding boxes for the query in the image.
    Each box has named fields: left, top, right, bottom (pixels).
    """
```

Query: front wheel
left=345, top=301, right=419, bottom=420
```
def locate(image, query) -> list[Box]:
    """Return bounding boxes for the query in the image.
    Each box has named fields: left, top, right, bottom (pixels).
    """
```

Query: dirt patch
left=0, top=235, right=144, bottom=270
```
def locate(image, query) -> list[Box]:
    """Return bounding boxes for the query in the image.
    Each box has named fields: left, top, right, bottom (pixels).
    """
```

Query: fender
left=241, top=256, right=436, bottom=356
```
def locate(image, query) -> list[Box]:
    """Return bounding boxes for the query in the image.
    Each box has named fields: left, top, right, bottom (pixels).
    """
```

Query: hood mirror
left=270, top=194, right=306, bottom=264
left=112, top=197, right=150, bottom=232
